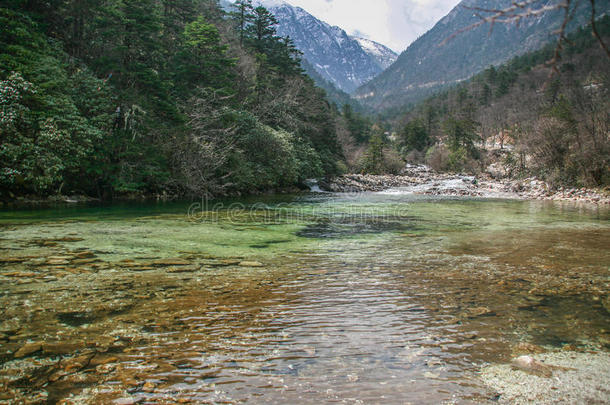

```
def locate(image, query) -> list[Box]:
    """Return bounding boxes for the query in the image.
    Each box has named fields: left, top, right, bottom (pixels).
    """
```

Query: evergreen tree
left=442, top=116, right=479, bottom=155
left=0, top=0, right=345, bottom=199
left=247, top=6, right=279, bottom=53
left=174, top=16, right=235, bottom=95
left=400, top=119, right=430, bottom=152
left=230, top=0, right=254, bottom=46
left=362, top=132, right=385, bottom=175
left=480, top=83, right=491, bottom=106
left=342, top=104, right=371, bottom=143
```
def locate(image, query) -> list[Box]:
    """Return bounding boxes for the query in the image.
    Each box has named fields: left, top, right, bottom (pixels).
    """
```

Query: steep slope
left=262, top=1, right=397, bottom=93
left=396, top=18, right=610, bottom=185
left=300, top=58, right=364, bottom=110
left=354, top=37, right=398, bottom=70
left=354, top=0, right=595, bottom=111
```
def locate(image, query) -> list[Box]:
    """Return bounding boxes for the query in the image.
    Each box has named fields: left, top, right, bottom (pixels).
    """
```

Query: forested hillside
left=0, top=0, right=345, bottom=200
left=355, top=0, right=595, bottom=111
left=394, top=17, right=610, bottom=187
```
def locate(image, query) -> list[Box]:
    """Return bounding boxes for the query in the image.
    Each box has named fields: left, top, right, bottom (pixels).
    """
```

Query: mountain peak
left=264, top=2, right=397, bottom=94
left=256, top=0, right=288, bottom=8
left=353, top=37, right=398, bottom=70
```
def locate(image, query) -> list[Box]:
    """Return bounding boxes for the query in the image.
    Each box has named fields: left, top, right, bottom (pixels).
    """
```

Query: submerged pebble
left=238, top=261, right=264, bottom=267
left=512, top=342, right=547, bottom=355
left=0, top=197, right=607, bottom=404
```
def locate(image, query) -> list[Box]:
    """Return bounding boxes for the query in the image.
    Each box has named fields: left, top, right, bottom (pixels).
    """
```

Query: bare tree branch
left=172, top=88, right=242, bottom=197
left=441, top=0, right=569, bottom=46
left=589, top=0, right=610, bottom=57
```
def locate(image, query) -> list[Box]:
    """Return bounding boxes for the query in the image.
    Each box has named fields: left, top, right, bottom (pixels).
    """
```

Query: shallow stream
left=0, top=193, right=608, bottom=403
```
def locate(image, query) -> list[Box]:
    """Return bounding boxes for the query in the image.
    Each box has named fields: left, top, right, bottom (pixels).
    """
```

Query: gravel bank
left=480, top=351, right=610, bottom=404
left=322, top=166, right=610, bottom=204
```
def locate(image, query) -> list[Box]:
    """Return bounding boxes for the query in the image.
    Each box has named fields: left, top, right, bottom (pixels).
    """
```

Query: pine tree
left=362, top=129, right=385, bottom=174
left=174, top=16, right=236, bottom=95
left=230, top=0, right=254, bottom=46
left=247, top=6, right=279, bottom=53
left=400, top=119, right=430, bottom=152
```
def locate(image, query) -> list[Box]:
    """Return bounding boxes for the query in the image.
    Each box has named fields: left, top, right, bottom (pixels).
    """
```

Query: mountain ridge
left=354, top=0, right=596, bottom=111
left=263, top=1, right=397, bottom=93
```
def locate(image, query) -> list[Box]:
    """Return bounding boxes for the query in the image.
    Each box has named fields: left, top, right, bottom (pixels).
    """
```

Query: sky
left=251, top=0, right=463, bottom=53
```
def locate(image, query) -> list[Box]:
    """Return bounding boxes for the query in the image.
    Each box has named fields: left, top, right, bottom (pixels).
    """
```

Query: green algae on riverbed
left=0, top=195, right=608, bottom=403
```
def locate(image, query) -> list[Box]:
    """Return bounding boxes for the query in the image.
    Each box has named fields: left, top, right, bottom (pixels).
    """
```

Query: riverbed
left=0, top=192, right=608, bottom=403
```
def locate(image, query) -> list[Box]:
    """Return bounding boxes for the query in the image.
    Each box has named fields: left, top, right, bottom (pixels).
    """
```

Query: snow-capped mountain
left=353, top=37, right=397, bottom=70
left=261, top=1, right=397, bottom=94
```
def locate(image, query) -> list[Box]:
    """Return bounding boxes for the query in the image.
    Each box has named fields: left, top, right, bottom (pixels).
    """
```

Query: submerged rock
left=54, top=237, right=85, bottom=242
left=128, top=266, right=155, bottom=272
left=62, top=353, right=94, bottom=373
left=511, top=355, right=554, bottom=378
left=152, top=258, right=191, bottom=266
left=238, top=261, right=264, bottom=268
left=42, top=342, right=85, bottom=355
left=201, top=259, right=243, bottom=267
left=73, top=251, right=96, bottom=259
left=0, top=257, right=27, bottom=264
left=464, top=307, right=494, bottom=318
left=90, top=355, right=119, bottom=367
left=512, top=342, right=547, bottom=355
left=14, top=342, right=42, bottom=358
left=113, top=398, right=138, bottom=405
left=167, top=266, right=199, bottom=273
left=47, top=259, right=70, bottom=266
left=72, top=258, right=99, bottom=265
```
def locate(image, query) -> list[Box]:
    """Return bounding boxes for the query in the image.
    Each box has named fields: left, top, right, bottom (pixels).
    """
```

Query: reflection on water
left=0, top=194, right=608, bottom=403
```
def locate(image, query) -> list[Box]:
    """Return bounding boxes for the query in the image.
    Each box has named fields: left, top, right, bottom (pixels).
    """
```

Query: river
left=0, top=192, right=608, bottom=403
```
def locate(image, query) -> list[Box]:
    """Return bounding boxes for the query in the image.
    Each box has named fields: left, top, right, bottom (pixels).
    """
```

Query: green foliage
left=399, top=119, right=430, bottom=152
left=342, top=104, right=372, bottom=143
left=361, top=132, right=385, bottom=174
left=1, top=1, right=343, bottom=199
left=239, top=5, right=302, bottom=75
left=0, top=9, right=115, bottom=196
left=447, top=146, right=468, bottom=172
left=442, top=117, right=479, bottom=155
left=480, top=83, right=491, bottom=106
left=173, top=17, right=235, bottom=96
left=229, top=113, right=323, bottom=191
left=399, top=16, right=610, bottom=185
left=230, top=0, right=254, bottom=45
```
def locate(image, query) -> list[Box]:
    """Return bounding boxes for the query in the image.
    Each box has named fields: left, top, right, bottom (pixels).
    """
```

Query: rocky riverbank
left=480, top=350, right=610, bottom=404
left=321, top=165, right=610, bottom=204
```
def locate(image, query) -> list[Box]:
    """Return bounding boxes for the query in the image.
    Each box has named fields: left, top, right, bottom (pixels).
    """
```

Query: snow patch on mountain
left=354, top=37, right=398, bottom=70
left=263, top=2, right=396, bottom=93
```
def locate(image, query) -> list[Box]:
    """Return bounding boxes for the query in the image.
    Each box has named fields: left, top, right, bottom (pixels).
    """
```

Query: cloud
left=385, top=0, right=460, bottom=50
left=350, top=29, right=371, bottom=40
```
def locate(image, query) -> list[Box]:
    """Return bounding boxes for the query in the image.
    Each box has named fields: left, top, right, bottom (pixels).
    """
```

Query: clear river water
left=0, top=192, right=608, bottom=404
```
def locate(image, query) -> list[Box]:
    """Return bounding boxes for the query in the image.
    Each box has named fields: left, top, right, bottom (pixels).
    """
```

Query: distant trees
left=397, top=16, right=610, bottom=185
left=399, top=119, right=431, bottom=153
left=342, top=104, right=372, bottom=143
left=362, top=132, right=385, bottom=174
